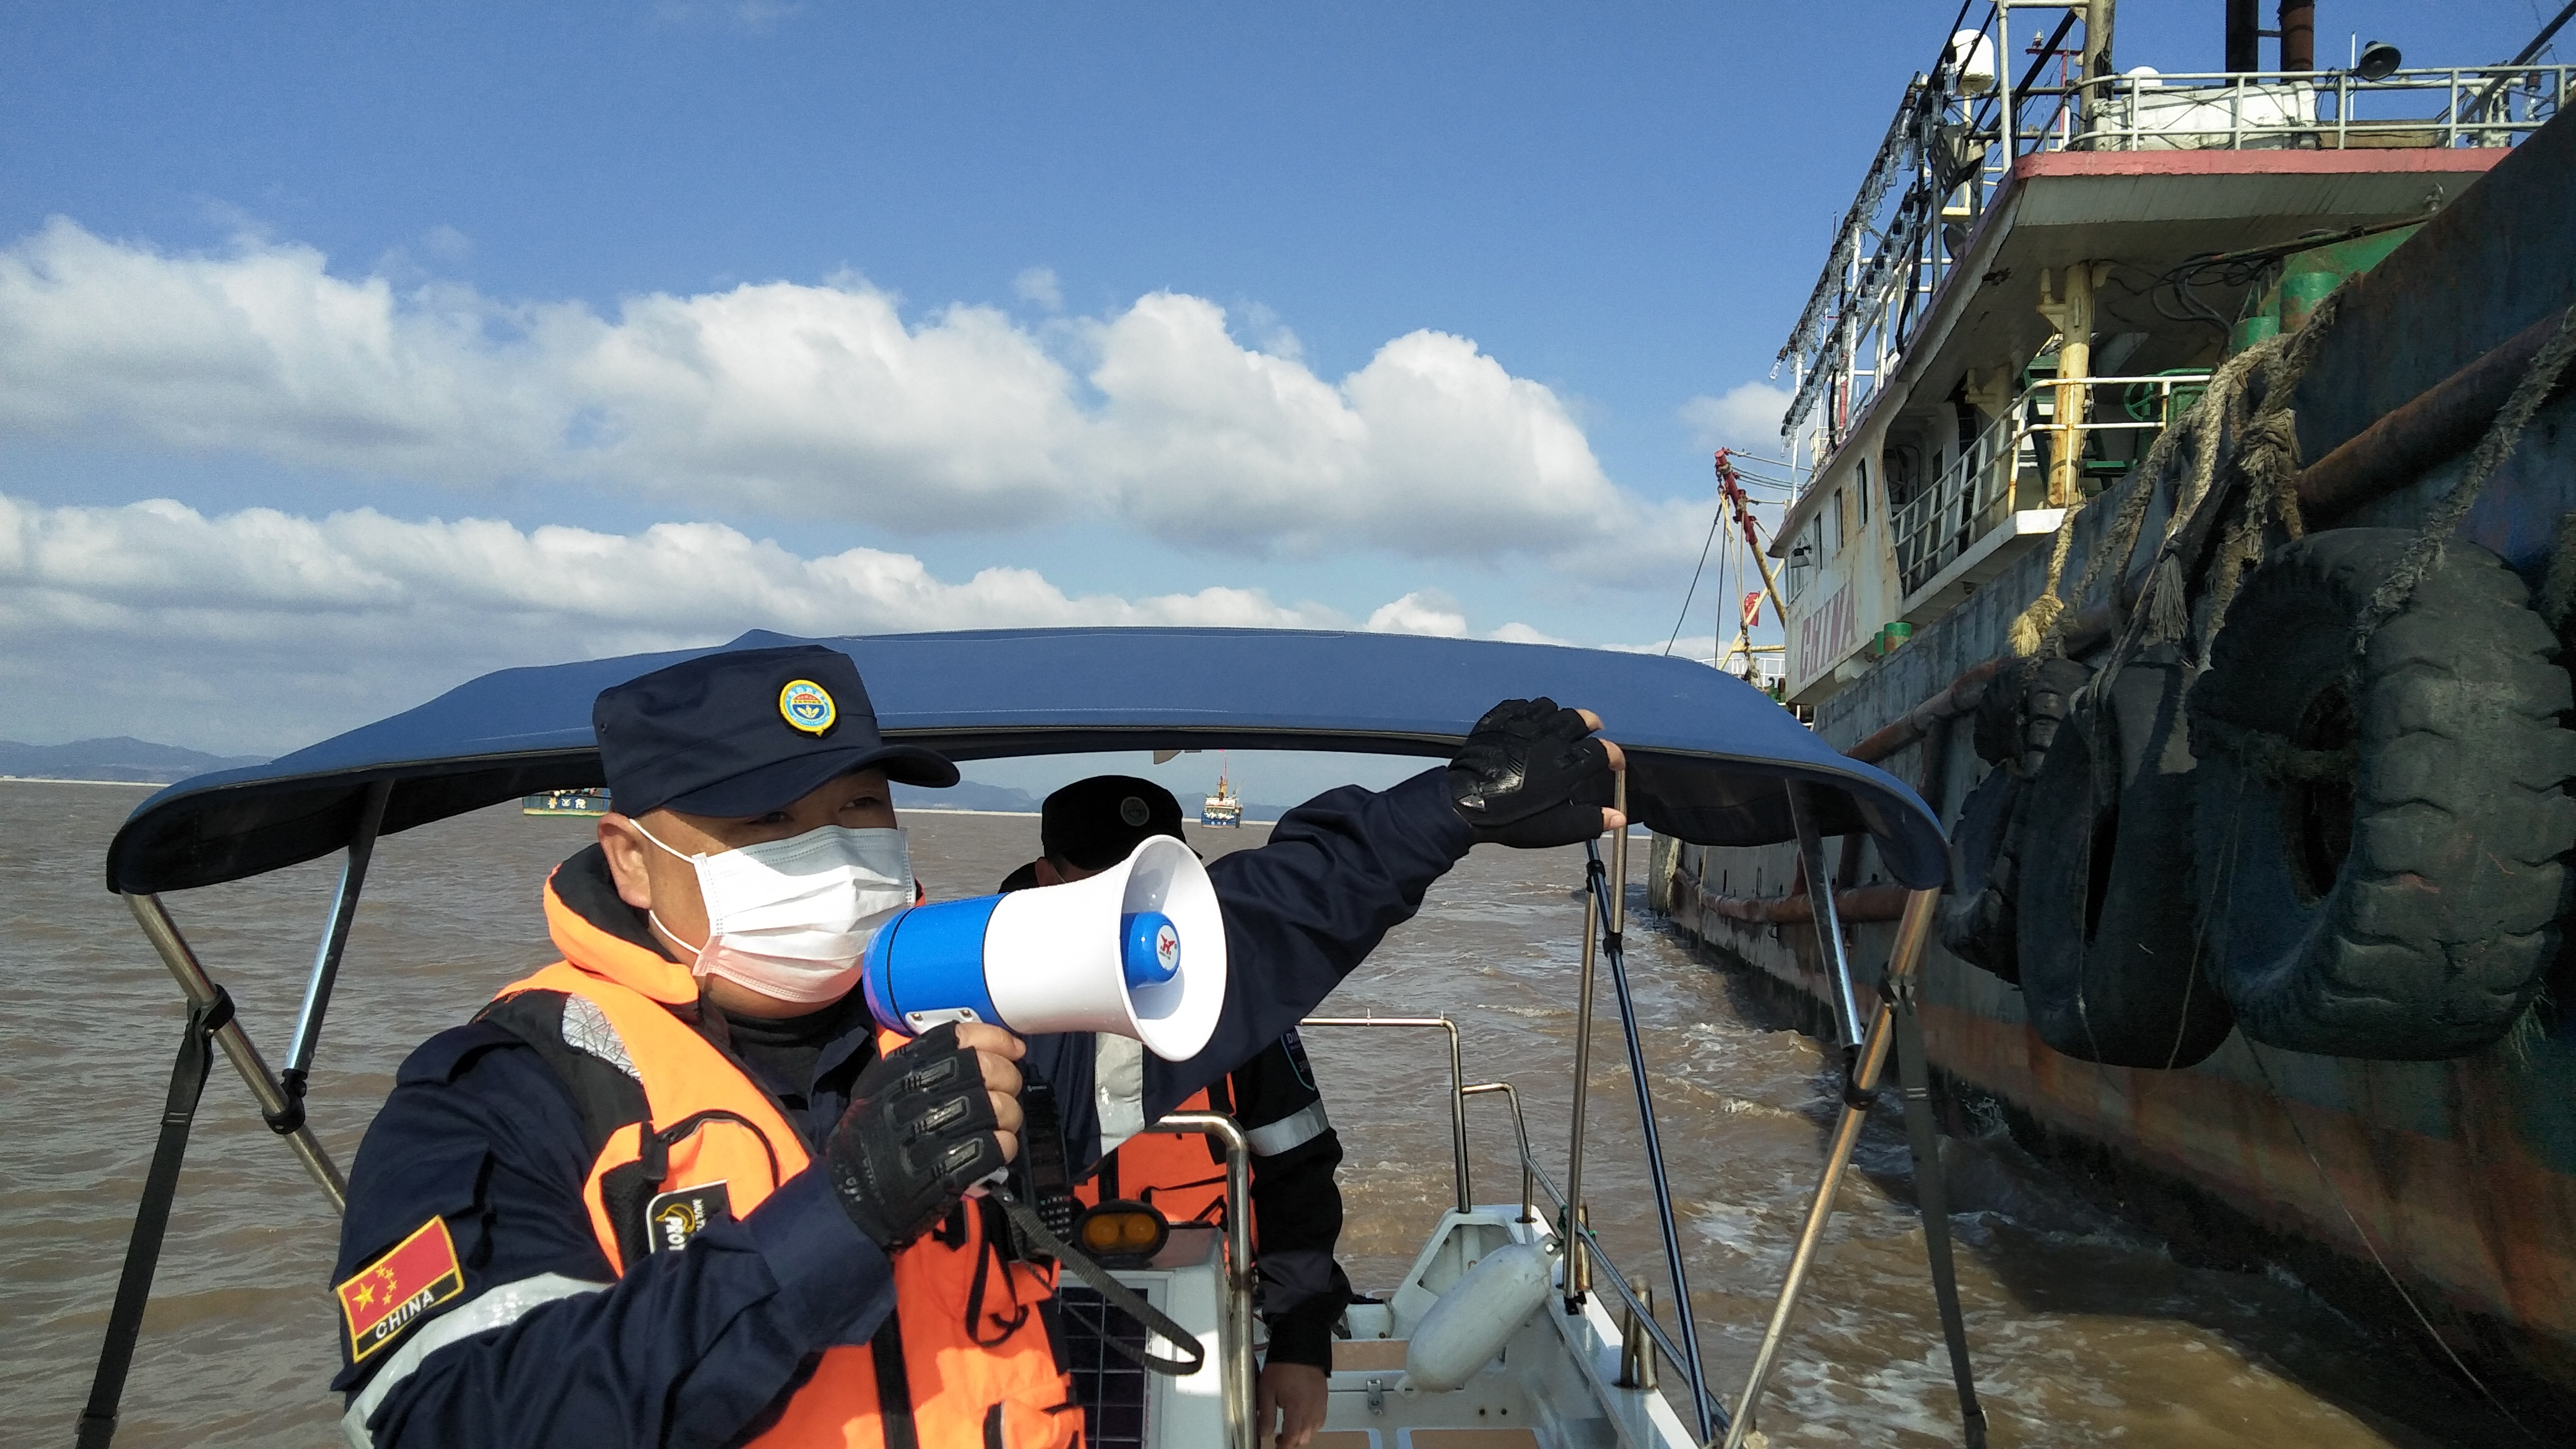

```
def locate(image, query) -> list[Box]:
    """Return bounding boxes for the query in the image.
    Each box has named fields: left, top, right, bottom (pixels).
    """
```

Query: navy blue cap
left=1042, top=775, right=1188, bottom=871
left=594, top=645, right=958, bottom=818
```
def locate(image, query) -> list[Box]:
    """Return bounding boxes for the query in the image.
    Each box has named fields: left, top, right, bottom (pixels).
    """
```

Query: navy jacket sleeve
left=1158, top=766, right=1471, bottom=1115
left=1025, top=767, right=1472, bottom=1175
left=331, top=1024, right=895, bottom=1449
left=1229, top=1034, right=1352, bottom=1370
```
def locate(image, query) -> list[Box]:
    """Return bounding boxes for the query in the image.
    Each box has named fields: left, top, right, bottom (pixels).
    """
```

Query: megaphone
left=860, top=835, right=1227, bottom=1060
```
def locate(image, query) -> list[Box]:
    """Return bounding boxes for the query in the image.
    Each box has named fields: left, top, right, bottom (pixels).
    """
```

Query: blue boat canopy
left=107, top=629, right=1946, bottom=894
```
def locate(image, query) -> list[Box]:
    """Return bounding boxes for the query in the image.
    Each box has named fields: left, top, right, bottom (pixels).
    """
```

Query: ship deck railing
left=2052, top=65, right=2574, bottom=157
left=1890, top=370, right=2210, bottom=603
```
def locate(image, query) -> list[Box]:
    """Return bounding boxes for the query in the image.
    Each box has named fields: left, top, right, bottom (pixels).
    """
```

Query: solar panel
left=1056, top=1284, right=1152, bottom=1448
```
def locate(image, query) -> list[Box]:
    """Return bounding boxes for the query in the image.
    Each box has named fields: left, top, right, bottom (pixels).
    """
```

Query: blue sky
left=0, top=1, right=2551, bottom=798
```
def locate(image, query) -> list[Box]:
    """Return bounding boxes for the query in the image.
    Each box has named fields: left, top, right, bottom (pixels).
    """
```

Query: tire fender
left=2016, top=650, right=2238, bottom=1068
left=2189, top=528, right=2576, bottom=1060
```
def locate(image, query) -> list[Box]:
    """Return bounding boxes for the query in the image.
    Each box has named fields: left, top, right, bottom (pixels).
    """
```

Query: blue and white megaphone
left=860, top=835, right=1227, bottom=1060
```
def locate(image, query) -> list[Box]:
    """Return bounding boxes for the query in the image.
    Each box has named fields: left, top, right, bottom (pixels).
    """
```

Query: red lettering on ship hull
left=1793, top=581, right=1862, bottom=689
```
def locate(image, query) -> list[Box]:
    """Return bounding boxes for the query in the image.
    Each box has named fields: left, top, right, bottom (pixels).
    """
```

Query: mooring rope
left=2347, top=305, right=2576, bottom=674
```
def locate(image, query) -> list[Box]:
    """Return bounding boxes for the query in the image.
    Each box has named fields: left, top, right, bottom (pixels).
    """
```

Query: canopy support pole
left=1562, top=829, right=1604, bottom=1313
left=80, top=894, right=351, bottom=1443
left=270, top=780, right=392, bottom=1135
left=1585, top=785, right=1716, bottom=1444
left=1786, top=781, right=1873, bottom=1105
left=124, top=892, right=347, bottom=1209
left=1721, top=888, right=1941, bottom=1449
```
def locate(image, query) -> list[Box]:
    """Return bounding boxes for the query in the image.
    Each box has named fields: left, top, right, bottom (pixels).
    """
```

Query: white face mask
left=632, top=821, right=914, bottom=1005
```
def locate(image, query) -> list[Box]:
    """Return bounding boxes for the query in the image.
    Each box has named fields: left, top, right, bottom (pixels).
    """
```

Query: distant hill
left=0, top=736, right=269, bottom=785
left=892, top=780, right=1043, bottom=814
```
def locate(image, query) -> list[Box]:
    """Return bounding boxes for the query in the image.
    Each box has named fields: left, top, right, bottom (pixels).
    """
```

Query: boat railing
left=1132, top=1111, right=1260, bottom=1449
left=1299, top=1014, right=1734, bottom=1435
left=1891, top=369, right=2211, bottom=601
left=1299, top=1015, right=1473, bottom=1212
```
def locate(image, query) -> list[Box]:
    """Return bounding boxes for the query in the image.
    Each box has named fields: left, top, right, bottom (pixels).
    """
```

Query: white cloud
left=0, top=219, right=1680, bottom=578
left=1364, top=591, right=1569, bottom=647
left=1365, top=590, right=1469, bottom=637
left=1678, top=380, right=1794, bottom=453
left=0, top=492, right=1341, bottom=754
left=0, top=487, right=1650, bottom=752
left=1014, top=266, right=1063, bottom=311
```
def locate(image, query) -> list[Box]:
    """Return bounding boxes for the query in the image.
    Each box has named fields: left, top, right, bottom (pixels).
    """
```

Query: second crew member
left=1003, top=776, right=1350, bottom=1449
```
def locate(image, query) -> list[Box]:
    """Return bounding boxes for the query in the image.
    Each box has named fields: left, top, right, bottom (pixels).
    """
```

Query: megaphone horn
left=861, top=835, right=1228, bottom=1060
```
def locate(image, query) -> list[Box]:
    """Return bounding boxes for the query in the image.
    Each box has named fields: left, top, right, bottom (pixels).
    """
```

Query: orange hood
left=541, top=855, right=701, bottom=1006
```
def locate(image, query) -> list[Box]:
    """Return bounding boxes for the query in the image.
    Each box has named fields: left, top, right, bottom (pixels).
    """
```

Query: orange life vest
left=1074, top=1085, right=1233, bottom=1231
left=494, top=875, right=1080, bottom=1448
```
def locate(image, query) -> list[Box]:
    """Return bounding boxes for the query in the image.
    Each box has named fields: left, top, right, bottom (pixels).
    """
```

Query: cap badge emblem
left=778, top=680, right=837, bottom=736
left=1120, top=796, right=1151, bottom=827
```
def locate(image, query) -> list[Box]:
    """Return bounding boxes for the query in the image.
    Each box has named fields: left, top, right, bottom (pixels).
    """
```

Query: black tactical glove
left=825, top=1023, right=1009, bottom=1248
left=1447, top=697, right=1618, bottom=848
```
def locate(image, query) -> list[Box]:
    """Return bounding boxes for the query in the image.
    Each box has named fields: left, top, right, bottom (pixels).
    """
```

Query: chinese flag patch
left=336, top=1217, right=464, bottom=1363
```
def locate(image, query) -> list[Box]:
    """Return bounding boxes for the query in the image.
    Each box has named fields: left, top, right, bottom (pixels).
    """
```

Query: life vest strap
left=868, top=1310, right=920, bottom=1449
left=993, top=1188, right=1205, bottom=1378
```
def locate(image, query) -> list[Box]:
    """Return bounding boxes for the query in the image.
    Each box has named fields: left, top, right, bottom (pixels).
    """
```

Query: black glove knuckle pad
left=903, top=1056, right=959, bottom=1092
left=1448, top=696, right=1615, bottom=848
left=827, top=1029, right=1006, bottom=1248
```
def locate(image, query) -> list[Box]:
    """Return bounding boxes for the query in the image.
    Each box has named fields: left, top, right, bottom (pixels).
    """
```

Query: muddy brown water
left=2, top=781, right=2476, bottom=1445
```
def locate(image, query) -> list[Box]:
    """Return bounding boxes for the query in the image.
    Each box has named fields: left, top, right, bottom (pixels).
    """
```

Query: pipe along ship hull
left=1658, top=2, right=2576, bottom=1417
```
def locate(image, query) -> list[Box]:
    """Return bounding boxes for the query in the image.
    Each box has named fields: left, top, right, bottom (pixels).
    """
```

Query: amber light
left=1073, top=1200, right=1169, bottom=1260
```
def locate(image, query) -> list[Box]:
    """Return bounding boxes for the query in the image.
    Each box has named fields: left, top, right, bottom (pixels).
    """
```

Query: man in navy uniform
left=328, top=643, right=1620, bottom=1448
left=1003, top=777, right=1352, bottom=1449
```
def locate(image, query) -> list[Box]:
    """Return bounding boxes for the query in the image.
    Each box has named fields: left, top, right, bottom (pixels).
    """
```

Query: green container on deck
left=2231, top=313, right=2281, bottom=353
left=1881, top=621, right=1913, bottom=655
left=2281, top=269, right=2341, bottom=333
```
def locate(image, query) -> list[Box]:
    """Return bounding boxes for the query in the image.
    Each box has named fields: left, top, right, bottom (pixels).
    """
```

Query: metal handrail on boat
left=1296, top=1015, right=1473, bottom=1212
left=1305, top=1014, right=1734, bottom=1437
left=1131, top=1111, right=1259, bottom=1449
left=1460, top=1082, right=1535, bottom=1223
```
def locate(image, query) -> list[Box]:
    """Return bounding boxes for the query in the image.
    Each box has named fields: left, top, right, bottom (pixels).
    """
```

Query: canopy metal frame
left=80, top=627, right=1961, bottom=1447
left=79, top=815, right=392, bottom=1445
left=95, top=816, right=1965, bottom=1449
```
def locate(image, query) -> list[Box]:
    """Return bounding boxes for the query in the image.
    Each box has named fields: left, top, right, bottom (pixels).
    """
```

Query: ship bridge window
left=1856, top=459, right=1871, bottom=527
left=1886, top=446, right=1920, bottom=510
left=1786, top=516, right=1822, bottom=601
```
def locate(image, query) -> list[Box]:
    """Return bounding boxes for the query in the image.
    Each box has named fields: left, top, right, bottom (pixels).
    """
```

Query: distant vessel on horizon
left=522, top=788, right=611, bottom=817
left=1199, top=768, right=1242, bottom=827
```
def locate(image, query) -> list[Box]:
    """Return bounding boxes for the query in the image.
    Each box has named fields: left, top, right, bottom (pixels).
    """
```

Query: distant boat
left=1199, top=770, right=1242, bottom=828
left=522, top=789, right=611, bottom=817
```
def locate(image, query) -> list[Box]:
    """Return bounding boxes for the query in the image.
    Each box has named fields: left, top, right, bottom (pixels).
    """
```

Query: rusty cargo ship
left=1654, top=0, right=2576, bottom=1419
